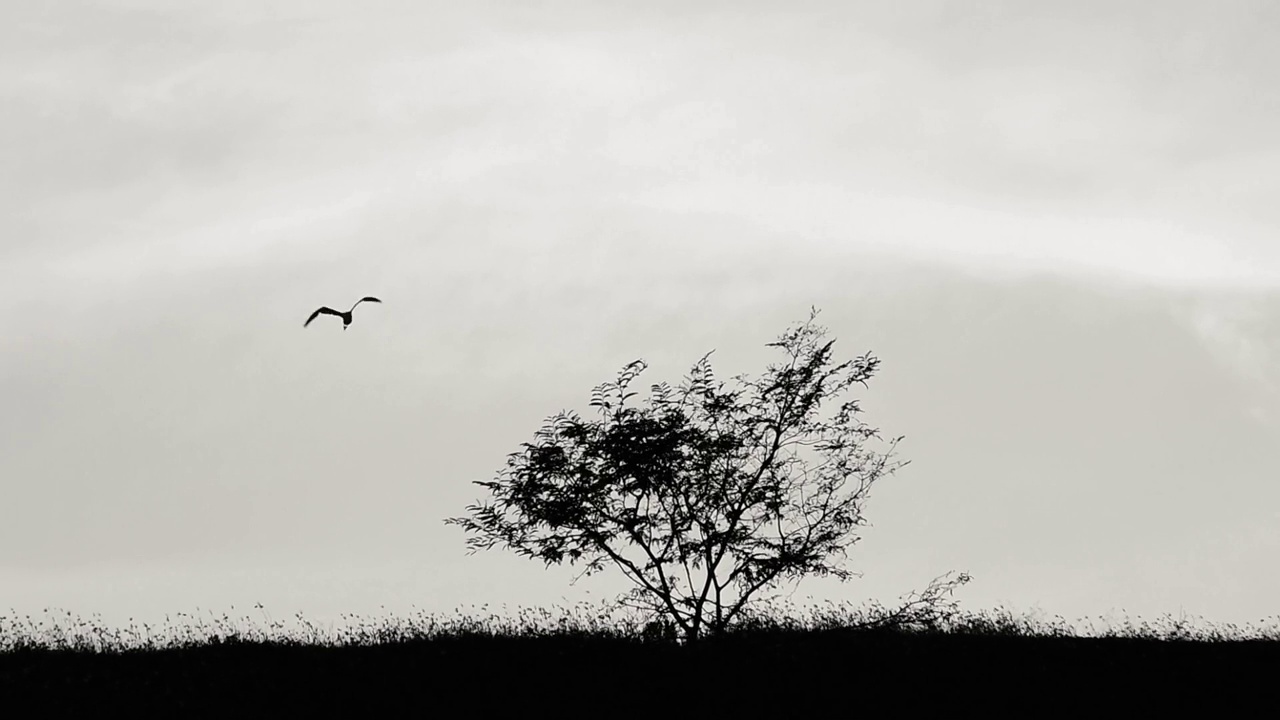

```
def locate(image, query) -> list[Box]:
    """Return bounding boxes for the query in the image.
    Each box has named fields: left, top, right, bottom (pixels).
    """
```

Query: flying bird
left=304, top=296, right=382, bottom=330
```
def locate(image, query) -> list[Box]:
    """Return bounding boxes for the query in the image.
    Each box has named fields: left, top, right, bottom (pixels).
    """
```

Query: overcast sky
left=3, top=1, right=1279, bottom=636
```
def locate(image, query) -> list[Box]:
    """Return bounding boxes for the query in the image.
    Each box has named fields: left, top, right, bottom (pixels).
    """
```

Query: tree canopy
left=445, top=307, right=922, bottom=643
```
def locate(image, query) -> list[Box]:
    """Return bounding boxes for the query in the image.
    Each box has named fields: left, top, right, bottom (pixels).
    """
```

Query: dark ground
left=4, top=625, right=1276, bottom=715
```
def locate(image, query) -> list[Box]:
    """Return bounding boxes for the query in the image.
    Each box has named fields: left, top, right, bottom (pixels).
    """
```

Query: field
left=4, top=600, right=1277, bottom=714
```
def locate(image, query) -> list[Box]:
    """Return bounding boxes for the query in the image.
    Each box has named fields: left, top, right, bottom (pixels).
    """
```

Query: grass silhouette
left=4, top=598, right=1277, bottom=713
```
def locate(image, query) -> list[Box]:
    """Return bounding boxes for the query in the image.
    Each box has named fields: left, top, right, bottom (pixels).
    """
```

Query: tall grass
left=5, top=598, right=1278, bottom=655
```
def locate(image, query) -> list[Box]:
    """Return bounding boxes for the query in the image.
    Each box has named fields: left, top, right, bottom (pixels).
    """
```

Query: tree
left=445, top=307, right=926, bottom=644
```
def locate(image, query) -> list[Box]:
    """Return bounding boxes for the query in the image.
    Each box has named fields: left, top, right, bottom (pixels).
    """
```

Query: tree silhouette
left=446, top=307, right=921, bottom=643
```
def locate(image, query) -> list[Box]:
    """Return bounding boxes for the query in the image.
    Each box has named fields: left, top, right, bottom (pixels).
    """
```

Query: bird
left=304, top=296, right=382, bottom=330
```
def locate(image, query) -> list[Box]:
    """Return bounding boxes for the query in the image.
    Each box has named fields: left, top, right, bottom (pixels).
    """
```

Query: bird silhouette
left=304, top=296, right=382, bottom=330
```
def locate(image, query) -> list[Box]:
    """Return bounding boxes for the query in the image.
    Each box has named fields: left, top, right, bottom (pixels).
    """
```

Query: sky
left=2, top=0, right=1278, bottom=637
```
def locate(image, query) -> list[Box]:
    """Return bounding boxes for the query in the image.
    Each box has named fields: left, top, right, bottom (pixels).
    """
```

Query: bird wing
left=304, top=307, right=341, bottom=327
left=350, top=296, right=382, bottom=310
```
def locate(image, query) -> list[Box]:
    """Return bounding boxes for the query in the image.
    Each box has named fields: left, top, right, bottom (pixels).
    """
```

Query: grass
left=4, top=597, right=1278, bottom=713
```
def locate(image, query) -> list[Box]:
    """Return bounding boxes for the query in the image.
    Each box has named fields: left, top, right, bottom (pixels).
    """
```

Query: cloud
left=1181, top=294, right=1280, bottom=396
left=7, top=1, right=1280, bottom=298
left=621, top=173, right=1280, bottom=289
